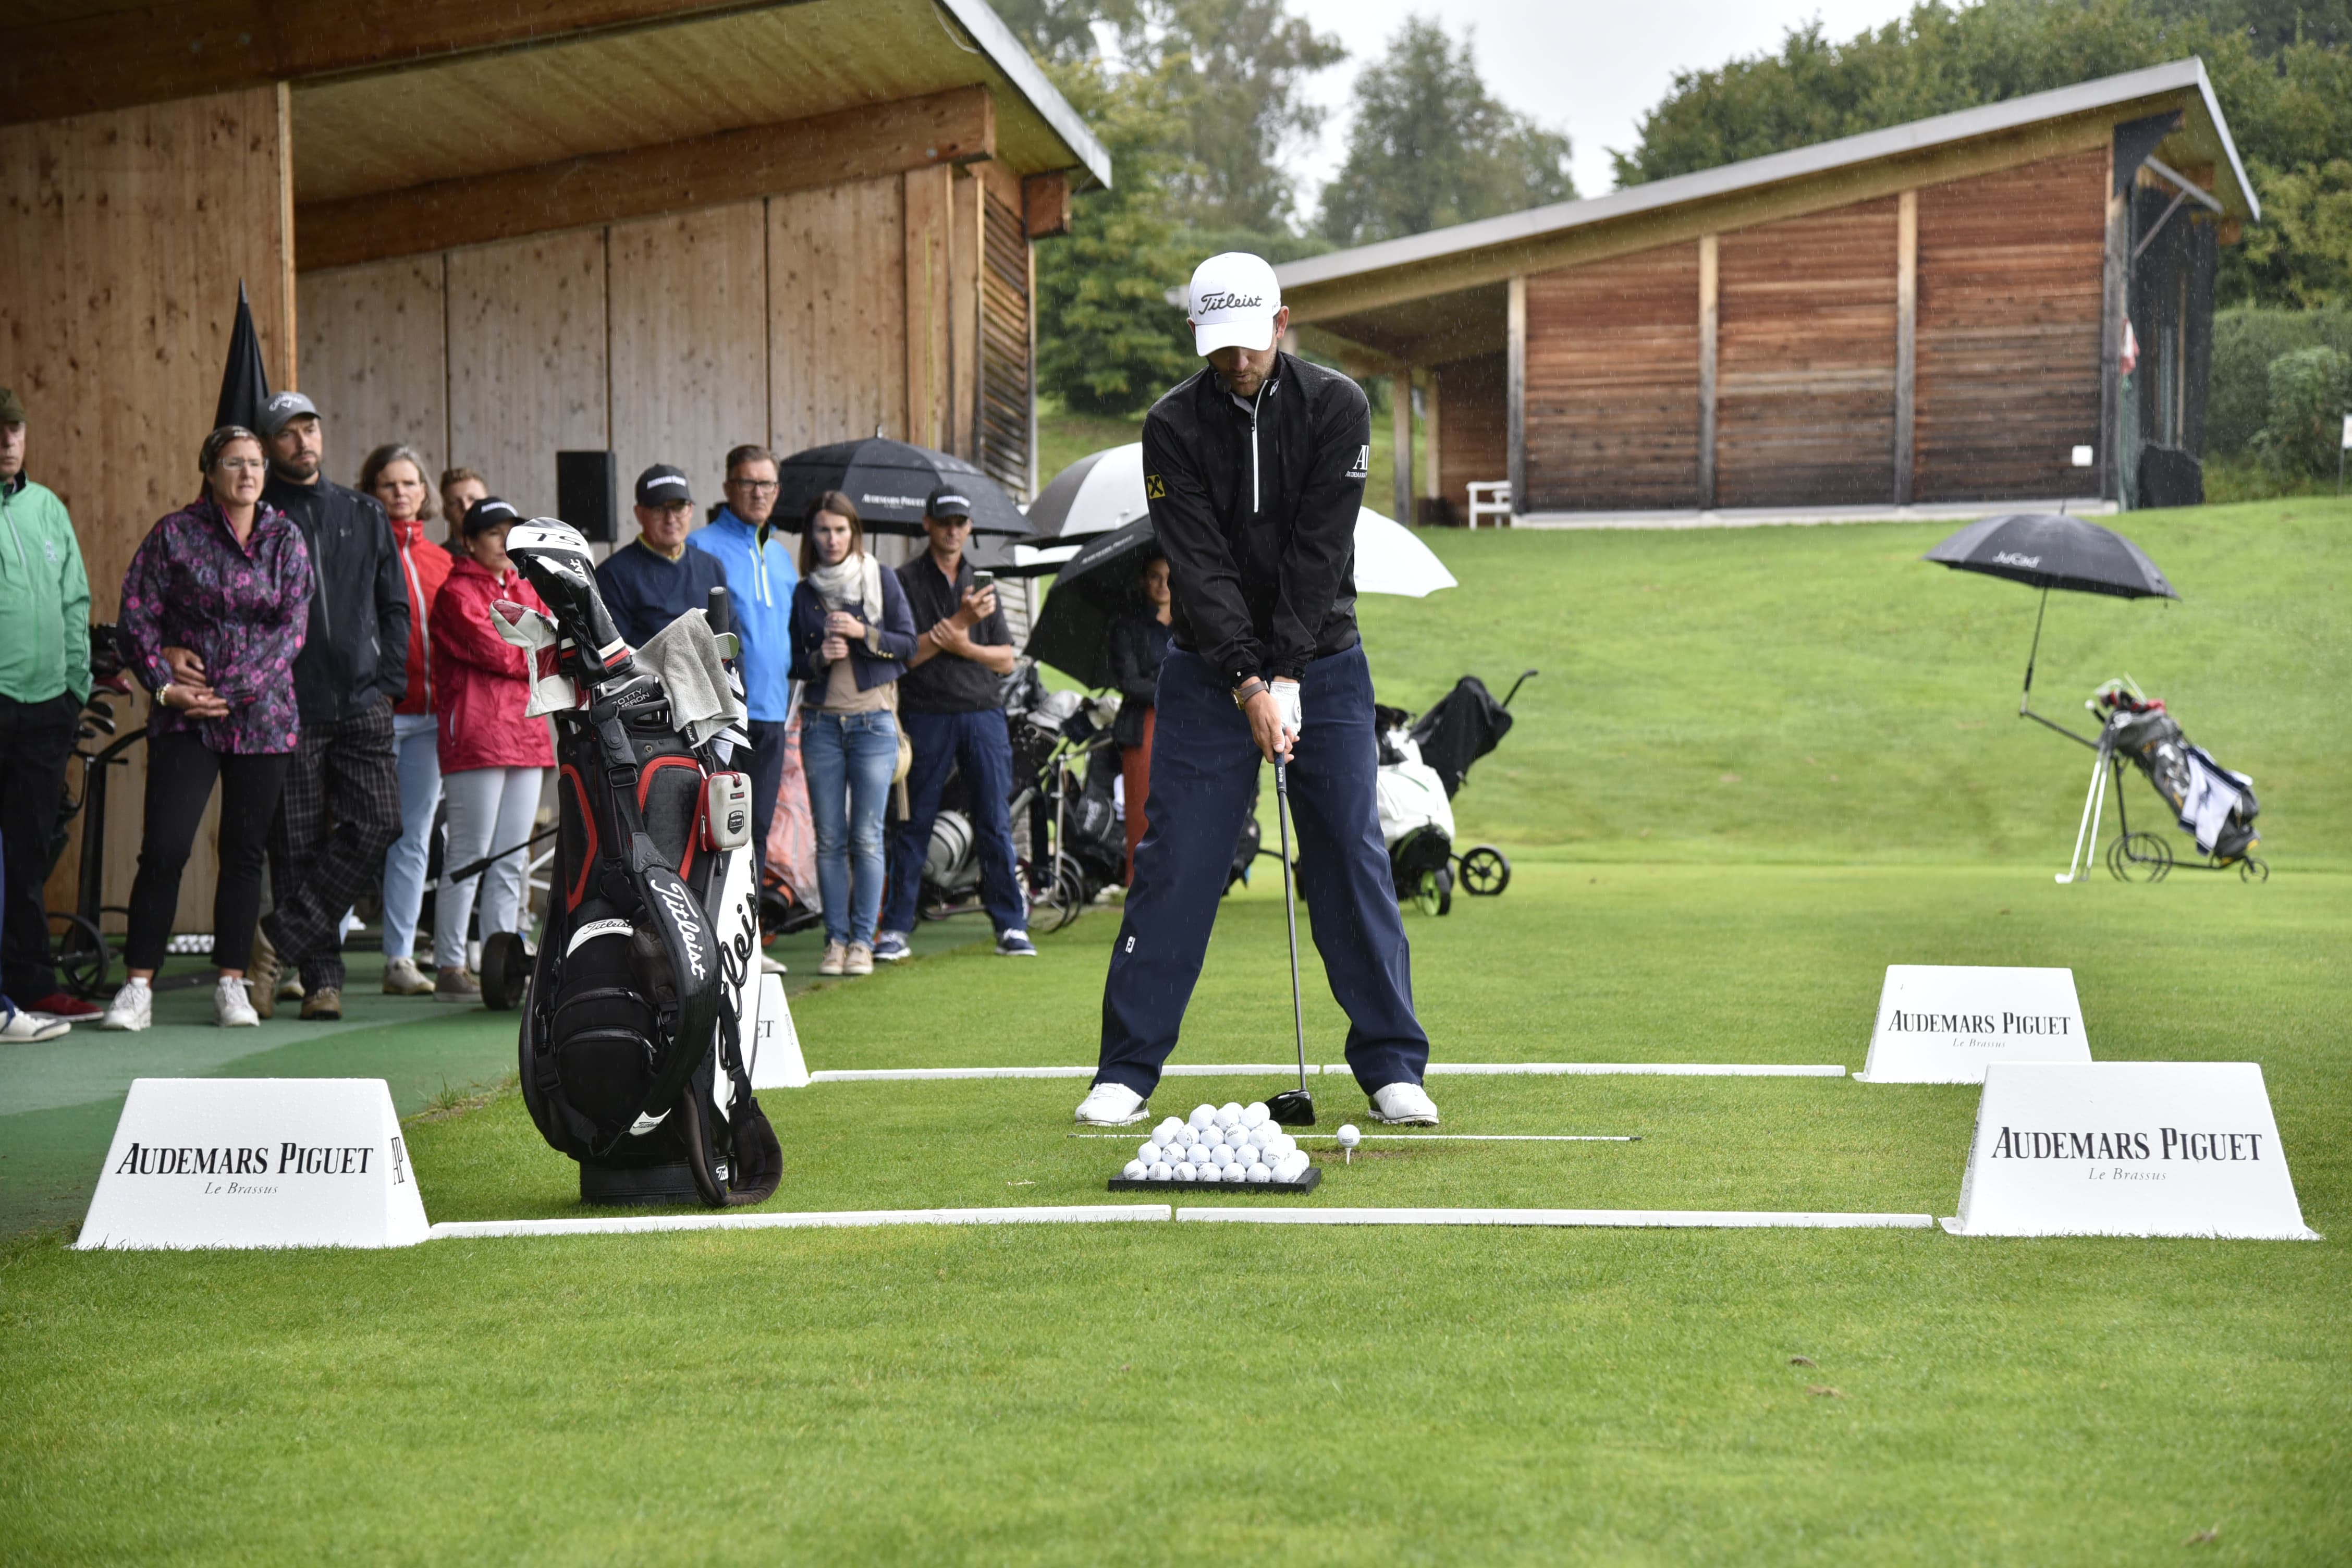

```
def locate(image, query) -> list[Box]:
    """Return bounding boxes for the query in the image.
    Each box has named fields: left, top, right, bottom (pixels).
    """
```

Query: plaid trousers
left=265, top=697, right=401, bottom=989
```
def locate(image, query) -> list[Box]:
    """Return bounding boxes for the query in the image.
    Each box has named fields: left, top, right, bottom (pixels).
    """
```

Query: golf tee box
left=1942, top=1062, right=2319, bottom=1240
left=748, top=971, right=809, bottom=1089
left=78, top=1079, right=429, bottom=1250
left=1855, top=964, right=2090, bottom=1083
left=1111, top=1168, right=1321, bottom=1194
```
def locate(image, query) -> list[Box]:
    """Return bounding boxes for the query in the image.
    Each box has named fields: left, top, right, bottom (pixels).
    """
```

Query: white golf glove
left=1270, top=677, right=1303, bottom=743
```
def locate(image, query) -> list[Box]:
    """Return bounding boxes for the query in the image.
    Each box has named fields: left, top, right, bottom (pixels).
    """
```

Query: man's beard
left=273, top=453, right=320, bottom=482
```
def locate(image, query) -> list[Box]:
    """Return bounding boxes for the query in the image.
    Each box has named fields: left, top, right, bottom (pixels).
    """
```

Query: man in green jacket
left=0, top=388, right=96, bottom=1018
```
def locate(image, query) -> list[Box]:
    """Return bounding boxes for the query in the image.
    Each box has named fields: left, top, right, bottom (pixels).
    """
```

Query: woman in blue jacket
left=790, top=492, right=916, bottom=976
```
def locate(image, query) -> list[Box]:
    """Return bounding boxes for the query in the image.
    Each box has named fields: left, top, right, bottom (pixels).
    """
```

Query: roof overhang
left=1281, top=59, right=2249, bottom=368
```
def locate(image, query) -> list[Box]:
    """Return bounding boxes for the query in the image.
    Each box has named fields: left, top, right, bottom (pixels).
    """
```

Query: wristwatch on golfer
left=1232, top=676, right=1268, bottom=709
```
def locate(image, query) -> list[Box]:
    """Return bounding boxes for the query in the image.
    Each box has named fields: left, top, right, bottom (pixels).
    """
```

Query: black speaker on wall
left=556, top=450, right=618, bottom=543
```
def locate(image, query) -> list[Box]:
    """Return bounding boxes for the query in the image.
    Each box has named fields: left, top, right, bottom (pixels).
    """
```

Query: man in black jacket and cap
left=1072, top=253, right=1436, bottom=1130
left=249, top=391, right=409, bottom=1018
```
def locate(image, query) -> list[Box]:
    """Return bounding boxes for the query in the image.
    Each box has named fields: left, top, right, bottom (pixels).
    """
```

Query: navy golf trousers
left=1095, top=644, right=1429, bottom=1098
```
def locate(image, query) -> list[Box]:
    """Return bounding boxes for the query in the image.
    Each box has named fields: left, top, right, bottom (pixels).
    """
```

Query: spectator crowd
left=0, top=384, right=1085, bottom=1039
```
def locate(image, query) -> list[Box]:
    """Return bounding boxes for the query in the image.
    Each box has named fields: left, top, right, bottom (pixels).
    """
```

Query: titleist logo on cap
left=1196, top=291, right=1264, bottom=312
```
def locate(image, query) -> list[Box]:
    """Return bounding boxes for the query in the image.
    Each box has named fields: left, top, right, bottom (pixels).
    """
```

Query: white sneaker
left=99, top=979, right=152, bottom=1032
left=214, top=976, right=259, bottom=1028
left=818, top=941, right=847, bottom=977
left=0, top=1005, right=69, bottom=1042
left=1369, top=1081, right=1440, bottom=1125
left=1074, top=1081, right=1148, bottom=1126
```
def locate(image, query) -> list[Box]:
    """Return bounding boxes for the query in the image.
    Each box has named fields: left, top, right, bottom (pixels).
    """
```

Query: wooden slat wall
left=1715, top=197, right=1900, bottom=508
left=608, top=202, right=768, bottom=516
left=2, top=86, right=293, bottom=933
left=768, top=175, right=908, bottom=460
left=1432, top=354, right=1508, bottom=517
left=902, top=166, right=952, bottom=454
left=976, top=189, right=1033, bottom=498
left=1914, top=149, right=2107, bottom=501
left=446, top=231, right=609, bottom=520
left=1522, top=246, right=1702, bottom=510
left=297, top=256, right=448, bottom=489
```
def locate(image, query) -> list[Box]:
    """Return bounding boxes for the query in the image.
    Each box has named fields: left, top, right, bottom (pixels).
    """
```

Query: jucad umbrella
left=1922, top=511, right=2178, bottom=744
left=772, top=436, right=1028, bottom=537
left=1025, top=507, right=1456, bottom=688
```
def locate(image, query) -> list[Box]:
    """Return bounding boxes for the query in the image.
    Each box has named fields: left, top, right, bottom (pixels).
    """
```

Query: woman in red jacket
left=359, top=444, right=454, bottom=996
left=429, top=497, right=554, bottom=1003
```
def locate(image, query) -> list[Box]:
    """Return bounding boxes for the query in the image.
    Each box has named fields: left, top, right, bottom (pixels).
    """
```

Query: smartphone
left=970, top=571, right=997, bottom=594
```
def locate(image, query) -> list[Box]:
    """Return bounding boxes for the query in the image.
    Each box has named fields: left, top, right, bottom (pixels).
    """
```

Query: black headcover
left=1409, top=677, right=1513, bottom=799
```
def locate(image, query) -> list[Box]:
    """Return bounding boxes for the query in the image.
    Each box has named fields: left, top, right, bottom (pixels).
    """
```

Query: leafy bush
left=2209, top=306, right=2352, bottom=454
left=2250, top=345, right=2352, bottom=479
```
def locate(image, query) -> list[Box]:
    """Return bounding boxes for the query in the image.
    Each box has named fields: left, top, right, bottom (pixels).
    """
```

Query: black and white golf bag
left=503, top=520, right=782, bottom=1208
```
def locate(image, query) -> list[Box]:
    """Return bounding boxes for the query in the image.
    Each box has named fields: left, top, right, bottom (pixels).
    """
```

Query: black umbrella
left=773, top=436, right=1028, bottom=536
left=1924, top=512, right=2179, bottom=744
left=213, top=280, right=271, bottom=433
left=1023, top=517, right=1162, bottom=688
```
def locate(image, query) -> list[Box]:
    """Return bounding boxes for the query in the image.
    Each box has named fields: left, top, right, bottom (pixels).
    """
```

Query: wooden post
left=1506, top=275, right=1527, bottom=520
left=2098, top=143, right=2129, bottom=505
left=1894, top=189, right=1917, bottom=506
left=1697, top=233, right=1718, bottom=509
left=1392, top=367, right=1413, bottom=524
left=1420, top=370, right=1441, bottom=511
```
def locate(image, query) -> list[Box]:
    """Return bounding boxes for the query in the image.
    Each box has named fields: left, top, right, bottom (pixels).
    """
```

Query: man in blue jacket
left=687, top=445, right=798, bottom=887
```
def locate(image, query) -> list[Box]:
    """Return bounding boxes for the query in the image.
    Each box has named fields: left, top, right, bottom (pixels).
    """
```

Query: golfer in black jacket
left=1074, top=253, right=1436, bottom=1130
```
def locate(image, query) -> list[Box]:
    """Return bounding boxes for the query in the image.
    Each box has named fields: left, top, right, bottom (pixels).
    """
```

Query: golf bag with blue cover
left=503, top=520, right=782, bottom=1208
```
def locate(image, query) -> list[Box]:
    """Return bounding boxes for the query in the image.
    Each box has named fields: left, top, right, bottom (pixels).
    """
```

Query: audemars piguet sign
left=749, top=971, right=810, bottom=1090
left=78, top=1079, right=430, bottom=1250
left=1942, top=1062, right=2319, bottom=1239
left=1855, top=965, right=2091, bottom=1083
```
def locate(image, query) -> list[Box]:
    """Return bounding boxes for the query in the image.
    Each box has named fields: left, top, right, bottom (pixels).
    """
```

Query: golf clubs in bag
left=503, top=520, right=782, bottom=1208
left=2091, top=681, right=2263, bottom=876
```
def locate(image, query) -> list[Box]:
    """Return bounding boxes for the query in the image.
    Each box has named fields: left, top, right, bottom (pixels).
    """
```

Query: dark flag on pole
left=213, top=280, right=272, bottom=432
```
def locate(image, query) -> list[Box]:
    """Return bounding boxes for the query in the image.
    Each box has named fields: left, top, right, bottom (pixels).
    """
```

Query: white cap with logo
left=1185, top=252, right=1282, bottom=357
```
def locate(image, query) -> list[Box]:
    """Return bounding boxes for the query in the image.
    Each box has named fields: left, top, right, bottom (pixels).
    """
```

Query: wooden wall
left=1, top=85, right=295, bottom=935
left=298, top=256, right=447, bottom=493
left=1913, top=149, right=2108, bottom=502
left=1432, top=354, right=1509, bottom=516
left=1522, top=246, right=1703, bottom=511
left=1715, top=199, right=1900, bottom=508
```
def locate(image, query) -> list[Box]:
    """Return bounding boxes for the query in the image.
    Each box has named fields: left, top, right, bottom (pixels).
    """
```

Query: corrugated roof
left=1278, top=58, right=2250, bottom=298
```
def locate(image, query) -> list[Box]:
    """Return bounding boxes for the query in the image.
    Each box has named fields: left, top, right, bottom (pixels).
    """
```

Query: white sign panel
left=1944, top=1062, right=2318, bottom=1239
left=79, top=1079, right=429, bottom=1250
left=749, top=972, right=808, bottom=1089
left=1855, top=965, right=2090, bottom=1083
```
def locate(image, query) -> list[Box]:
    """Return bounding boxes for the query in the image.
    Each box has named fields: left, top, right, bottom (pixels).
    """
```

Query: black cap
left=635, top=464, right=693, bottom=508
left=924, top=485, right=974, bottom=521
left=464, top=496, right=520, bottom=535
left=258, top=390, right=319, bottom=437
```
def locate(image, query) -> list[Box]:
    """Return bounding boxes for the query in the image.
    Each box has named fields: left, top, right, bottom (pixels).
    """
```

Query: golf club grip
left=1276, top=763, right=1307, bottom=1093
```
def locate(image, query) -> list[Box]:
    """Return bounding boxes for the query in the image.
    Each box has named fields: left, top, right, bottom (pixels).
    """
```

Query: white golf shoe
left=0, top=1005, right=70, bottom=1042
left=98, top=978, right=152, bottom=1032
left=1368, top=1081, right=1440, bottom=1125
left=1074, top=1082, right=1149, bottom=1126
left=214, top=975, right=259, bottom=1028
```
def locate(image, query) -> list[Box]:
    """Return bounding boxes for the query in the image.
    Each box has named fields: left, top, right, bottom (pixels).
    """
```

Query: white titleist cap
left=1186, top=252, right=1282, bottom=357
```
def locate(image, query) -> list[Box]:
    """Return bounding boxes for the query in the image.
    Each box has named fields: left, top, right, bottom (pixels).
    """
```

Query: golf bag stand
left=505, top=521, right=782, bottom=1208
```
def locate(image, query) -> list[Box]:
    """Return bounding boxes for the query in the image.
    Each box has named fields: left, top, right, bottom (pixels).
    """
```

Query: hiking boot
left=277, top=974, right=305, bottom=1002
left=818, top=941, right=847, bottom=976
left=1, top=1004, right=70, bottom=1041
left=382, top=957, right=435, bottom=996
left=300, top=986, right=342, bottom=1021
left=871, top=930, right=911, bottom=963
left=99, top=979, right=152, bottom=1033
left=248, top=928, right=281, bottom=1019
left=844, top=942, right=874, bottom=976
left=214, top=976, right=258, bottom=1028
left=434, top=967, right=481, bottom=1003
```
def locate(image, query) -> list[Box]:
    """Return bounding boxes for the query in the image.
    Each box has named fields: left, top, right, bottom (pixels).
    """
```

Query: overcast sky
left=1287, top=0, right=1921, bottom=202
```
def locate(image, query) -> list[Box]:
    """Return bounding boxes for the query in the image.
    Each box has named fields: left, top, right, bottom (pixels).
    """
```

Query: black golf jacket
left=263, top=472, right=410, bottom=723
left=1140, top=352, right=1370, bottom=687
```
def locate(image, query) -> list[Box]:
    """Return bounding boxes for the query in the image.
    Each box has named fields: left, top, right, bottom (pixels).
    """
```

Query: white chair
left=1466, top=481, right=1513, bottom=529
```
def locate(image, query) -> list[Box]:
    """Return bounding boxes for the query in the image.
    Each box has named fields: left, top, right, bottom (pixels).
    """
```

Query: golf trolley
left=44, top=623, right=140, bottom=998
left=1371, top=670, right=1533, bottom=916
left=2054, top=679, right=2267, bottom=885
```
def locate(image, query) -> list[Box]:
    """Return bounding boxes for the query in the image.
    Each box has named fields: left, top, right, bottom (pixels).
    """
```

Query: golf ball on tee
left=1336, top=1124, right=1363, bottom=1150
left=1243, top=1102, right=1269, bottom=1128
left=1246, top=1162, right=1271, bottom=1183
left=1190, top=1105, right=1217, bottom=1129
left=1173, top=1162, right=1197, bottom=1182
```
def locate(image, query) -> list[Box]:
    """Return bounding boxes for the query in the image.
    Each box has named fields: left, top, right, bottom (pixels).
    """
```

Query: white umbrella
left=1032, top=443, right=1455, bottom=598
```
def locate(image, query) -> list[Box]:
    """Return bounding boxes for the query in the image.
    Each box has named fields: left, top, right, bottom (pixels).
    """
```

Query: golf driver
left=1266, top=759, right=1316, bottom=1126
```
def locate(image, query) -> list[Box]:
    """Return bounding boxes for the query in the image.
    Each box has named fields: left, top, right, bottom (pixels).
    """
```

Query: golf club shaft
left=1275, top=760, right=1308, bottom=1096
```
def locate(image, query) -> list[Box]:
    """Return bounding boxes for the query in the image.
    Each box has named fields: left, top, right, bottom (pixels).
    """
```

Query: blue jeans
left=883, top=708, right=1027, bottom=937
left=1095, top=644, right=1429, bottom=1098
left=801, top=708, right=899, bottom=947
left=381, top=713, right=442, bottom=960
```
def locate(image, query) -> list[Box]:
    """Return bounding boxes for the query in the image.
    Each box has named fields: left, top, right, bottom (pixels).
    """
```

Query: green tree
left=1316, top=17, right=1576, bottom=246
left=2249, top=342, right=2352, bottom=475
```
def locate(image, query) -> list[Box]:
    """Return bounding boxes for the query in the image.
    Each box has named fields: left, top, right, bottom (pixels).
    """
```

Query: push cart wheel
left=1033, top=852, right=1089, bottom=934
left=2238, top=855, right=2270, bottom=884
left=47, top=912, right=110, bottom=999
left=479, top=930, right=531, bottom=1011
left=1456, top=845, right=1511, bottom=897
left=2104, top=831, right=2172, bottom=883
left=1413, top=867, right=1453, bottom=917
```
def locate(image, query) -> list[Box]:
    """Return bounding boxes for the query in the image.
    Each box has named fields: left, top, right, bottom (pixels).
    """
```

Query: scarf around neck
left=808, top=551, right=883, bottom=628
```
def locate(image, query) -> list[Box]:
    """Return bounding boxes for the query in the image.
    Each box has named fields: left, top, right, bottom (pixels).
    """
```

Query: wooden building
left=1279, top=61, right=2254, bottom=525
left=2, top=0, right=1107, bottom=928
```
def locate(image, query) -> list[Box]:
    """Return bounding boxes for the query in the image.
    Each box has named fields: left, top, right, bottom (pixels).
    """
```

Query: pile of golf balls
left=1123, top=1102, right=1313, bottom=1184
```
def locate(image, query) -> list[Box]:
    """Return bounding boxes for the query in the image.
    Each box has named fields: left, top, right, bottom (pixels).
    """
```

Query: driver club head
left=1266, top=1088, right=1316, bottom=1126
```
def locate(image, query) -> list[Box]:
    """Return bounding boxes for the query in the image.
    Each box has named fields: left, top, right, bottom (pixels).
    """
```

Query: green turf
left=3, top=499, right=2347, bottom=1563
